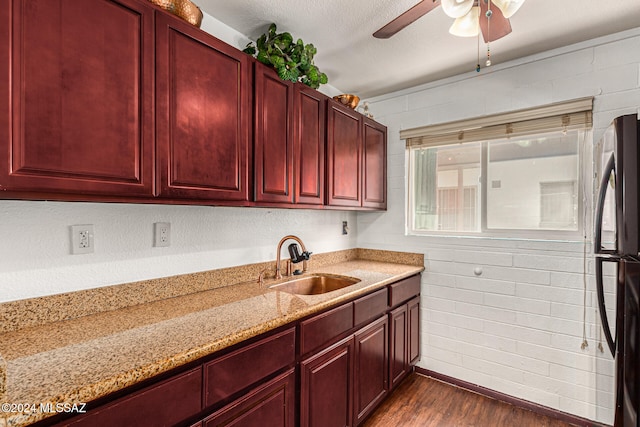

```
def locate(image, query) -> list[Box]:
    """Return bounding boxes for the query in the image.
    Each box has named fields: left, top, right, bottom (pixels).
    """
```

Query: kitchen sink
left=269, top=274, right=360, bottom=295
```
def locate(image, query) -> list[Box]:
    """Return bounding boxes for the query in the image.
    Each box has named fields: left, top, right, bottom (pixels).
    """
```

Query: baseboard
left=414, top=367, right=610, bottom=427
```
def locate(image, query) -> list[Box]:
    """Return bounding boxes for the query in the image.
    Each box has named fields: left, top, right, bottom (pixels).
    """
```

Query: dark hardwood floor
left=363, top=373, right=577, bottom=427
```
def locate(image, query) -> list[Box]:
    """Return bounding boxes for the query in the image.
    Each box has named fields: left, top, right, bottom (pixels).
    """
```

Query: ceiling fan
left=373, top=0, right=525, bottom=43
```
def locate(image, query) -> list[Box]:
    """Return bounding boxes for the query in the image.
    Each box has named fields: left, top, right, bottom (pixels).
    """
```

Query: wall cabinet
left=294, top=84, right=326, bottom=205
left=1, top=0, right=386, bottom=210
left=363, top=118, right=387, bottom=210
left=155, top=13, right=251, bottom=201
left=327, top=100, right=387, bottom=209
left=327, top=100, right=362, bottom=207
left=0, top=0, right=155, bottom=197
left=253, top=63, right=294, bottom=204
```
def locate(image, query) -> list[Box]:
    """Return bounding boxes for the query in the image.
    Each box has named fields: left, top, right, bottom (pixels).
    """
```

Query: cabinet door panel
left=327, top=101, right=362, bottom=207
left=363, top=119, right=387, bottom=209
left=1, top=0, right=154, bottom=196
left=354, top=316, right=388, bottom=425
left=300, top=337, right=354, bottom=427
left=389, top=304, right=408, bottom=389
left=294, top=85, right=326, bottom=205
left=408, top=296, right=421, bottom=365
left=156, top=14, right=250, bottom=200
left=254, top=64, right=293, bottom=203
left=204, top=369, right=295, bottom=427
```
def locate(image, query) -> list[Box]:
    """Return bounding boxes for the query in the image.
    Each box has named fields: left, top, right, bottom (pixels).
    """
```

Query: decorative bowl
left=333, top=94, right=360, bottom=109
left=148, top=0, right=203, bottom=28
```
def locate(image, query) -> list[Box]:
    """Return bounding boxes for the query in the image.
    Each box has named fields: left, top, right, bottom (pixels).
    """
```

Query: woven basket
left=149, top=0, right=203, bottom=28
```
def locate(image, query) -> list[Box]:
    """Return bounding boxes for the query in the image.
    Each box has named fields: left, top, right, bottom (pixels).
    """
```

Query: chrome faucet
left=274, top=235, right=312, bottom=280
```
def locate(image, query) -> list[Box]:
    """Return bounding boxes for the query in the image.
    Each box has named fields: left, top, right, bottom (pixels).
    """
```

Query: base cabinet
left=300, top=337, right=354, bottom=427
left=203, top=369, right=296, bottom=427
left=389, top=295, right=421, bottom=390
left=50, top=275, right=420, bottom=427
left=354, top=316, right=389, bottom=425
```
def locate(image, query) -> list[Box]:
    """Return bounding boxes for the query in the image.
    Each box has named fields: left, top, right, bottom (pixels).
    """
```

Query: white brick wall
left=358, top=27, right=640, bottom=424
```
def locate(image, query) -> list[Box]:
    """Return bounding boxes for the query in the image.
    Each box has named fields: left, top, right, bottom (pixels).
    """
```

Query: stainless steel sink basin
left=269, top=274, right=360, bottom=295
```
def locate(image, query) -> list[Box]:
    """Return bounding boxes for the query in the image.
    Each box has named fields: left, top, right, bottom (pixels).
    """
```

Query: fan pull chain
left=486, top=0, right=492, bottom=66
left=476, top=31, right=481, bottom=72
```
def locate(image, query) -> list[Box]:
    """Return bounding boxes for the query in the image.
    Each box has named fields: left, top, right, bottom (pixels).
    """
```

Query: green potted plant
left=243, top=23, right=329, bottom=89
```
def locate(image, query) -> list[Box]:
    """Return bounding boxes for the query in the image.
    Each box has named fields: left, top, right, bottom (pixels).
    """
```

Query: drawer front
left=64, top=367, right=202, bottom=427
left=388, top=274, right=421, bottom=308
left=204, top=327, right=296, bottom=407
left=353, top=287, right=388, bottom=327
left=300, top=302, right=354, bottom=355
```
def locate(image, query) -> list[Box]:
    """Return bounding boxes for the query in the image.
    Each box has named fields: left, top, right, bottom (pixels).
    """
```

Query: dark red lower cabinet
left=203, top=369, right=296, bottom=427
left=354, top=316, right=388, bottom=425
left=300, top=336, right=355, bottom=427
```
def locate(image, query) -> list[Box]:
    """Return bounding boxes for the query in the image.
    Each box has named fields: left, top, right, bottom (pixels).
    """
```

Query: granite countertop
left=0, top=251, right=423, bottom=426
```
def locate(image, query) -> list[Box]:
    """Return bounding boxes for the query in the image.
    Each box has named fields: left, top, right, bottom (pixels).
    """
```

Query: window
left=403, top=98, right=592, bottom=238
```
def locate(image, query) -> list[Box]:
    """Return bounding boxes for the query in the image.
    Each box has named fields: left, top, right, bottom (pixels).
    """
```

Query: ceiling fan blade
left=479, top=0, right=511, bottom=42
left=373, top=0, right=441, bottom=39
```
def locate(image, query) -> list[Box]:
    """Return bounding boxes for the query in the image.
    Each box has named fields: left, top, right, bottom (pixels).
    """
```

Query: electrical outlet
left=342, top=221, right=349, bottom=235
left=70, top=224, right=94, bottom=254
left=154, top=222, right=171, bottom=247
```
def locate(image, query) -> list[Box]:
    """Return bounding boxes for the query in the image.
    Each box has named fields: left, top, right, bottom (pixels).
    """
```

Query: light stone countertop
left=0, top=252, right=423, bottom=427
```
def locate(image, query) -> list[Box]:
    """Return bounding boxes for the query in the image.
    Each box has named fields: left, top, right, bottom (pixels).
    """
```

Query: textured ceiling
left=196, top=0, right=640, bottom=98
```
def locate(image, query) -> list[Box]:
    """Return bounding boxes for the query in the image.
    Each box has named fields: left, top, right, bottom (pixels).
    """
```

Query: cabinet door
left=294, top=84, right=326, bottom=205
left=155, top=13, right=250, bottom=201
left=408, top=296, right=421, bottom=365
left=0, top=0, right=154, bottom=197
left=203, top=369, right=295, bottom=427
left=254, top=63, right=293, bottom=204
left=354, top=316, right=388, bottom=425
left=362, top=118, right=387, bottom=210
left=326, top=100, right=362, bottom=207
left=389, top=304, right=408, bottom=389
left=300, top=336, right=354, bottom=427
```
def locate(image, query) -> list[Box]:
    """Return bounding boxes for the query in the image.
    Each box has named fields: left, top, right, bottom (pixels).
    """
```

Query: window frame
left=406, top=128, right=591, bottom=241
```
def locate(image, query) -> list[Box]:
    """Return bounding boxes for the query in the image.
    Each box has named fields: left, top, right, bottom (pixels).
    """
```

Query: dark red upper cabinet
left=326, top=100, right=362, bottom=207
left=0, top=0, right=154, bottom=197
left=363, top=118, right=387, bottom=210
left=253, top=63, right=294, bottom=204
left=155, top=12, right=250, bottom=201
left=294, top=84, right=326, bottom=205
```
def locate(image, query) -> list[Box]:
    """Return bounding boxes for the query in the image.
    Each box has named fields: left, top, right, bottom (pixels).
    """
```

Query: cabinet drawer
left=388, top=275, right=421, bottom=308
left=353, top=288, right=388, bottom=327
left=62, top=367, right=202, bottom=427
left=204, top=327, right=295, bottom=407
left=300, top=303, right=354, bottom=355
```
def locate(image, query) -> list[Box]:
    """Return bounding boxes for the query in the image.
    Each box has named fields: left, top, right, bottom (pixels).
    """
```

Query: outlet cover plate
left=70, top=224, right=94, bottom=254
left=154, top=222, right=171, bottom=247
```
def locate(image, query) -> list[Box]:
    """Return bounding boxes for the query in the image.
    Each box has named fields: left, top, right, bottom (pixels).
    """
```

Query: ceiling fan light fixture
left=441, top=0, right=474, bottom=19
left=449, top=6, right=480, bottom=37
left=492, top=0, right=525, bottom=18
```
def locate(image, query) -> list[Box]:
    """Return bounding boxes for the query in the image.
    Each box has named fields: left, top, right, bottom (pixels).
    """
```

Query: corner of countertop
left=355, top=248, right=424, bottom=267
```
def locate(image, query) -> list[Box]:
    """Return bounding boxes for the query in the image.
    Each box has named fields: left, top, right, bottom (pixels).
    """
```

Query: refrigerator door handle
left=595, top=153, right=616, bottom=255
left=596, top=256, right=617, bottom=357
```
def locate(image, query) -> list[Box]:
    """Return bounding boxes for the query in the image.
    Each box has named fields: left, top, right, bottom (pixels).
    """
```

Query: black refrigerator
left=595, top=114, right=640, bottom=427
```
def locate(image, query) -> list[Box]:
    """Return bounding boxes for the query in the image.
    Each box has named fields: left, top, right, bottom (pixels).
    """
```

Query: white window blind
left=402, top=97, right=593, bottom=148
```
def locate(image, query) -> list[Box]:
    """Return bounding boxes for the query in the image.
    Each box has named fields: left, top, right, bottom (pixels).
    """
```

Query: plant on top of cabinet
left=243, top=23, right=328, bottom=89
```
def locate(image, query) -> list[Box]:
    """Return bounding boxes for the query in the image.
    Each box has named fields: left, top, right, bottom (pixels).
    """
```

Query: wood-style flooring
left=363, top=373, right=577, bottom=427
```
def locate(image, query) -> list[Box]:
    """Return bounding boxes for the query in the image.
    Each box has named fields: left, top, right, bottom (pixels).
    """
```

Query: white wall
left=0, top=11, right=355, bottom=303
left=358, top=28, right=640, bottom=424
